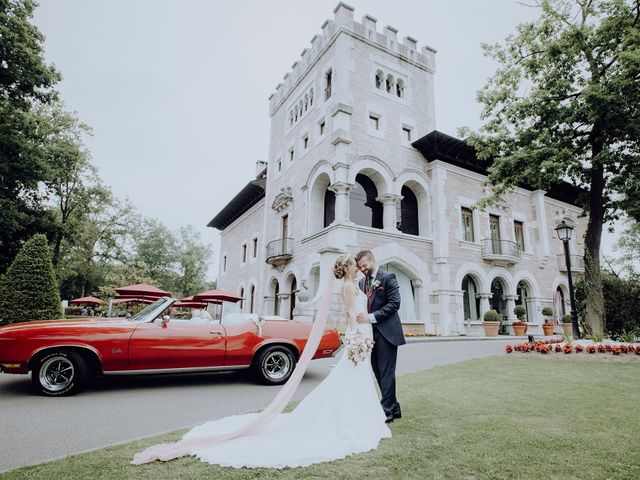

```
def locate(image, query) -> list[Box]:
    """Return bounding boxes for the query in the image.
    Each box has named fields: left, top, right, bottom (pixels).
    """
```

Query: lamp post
left=555, top=220, right=580, bottom=338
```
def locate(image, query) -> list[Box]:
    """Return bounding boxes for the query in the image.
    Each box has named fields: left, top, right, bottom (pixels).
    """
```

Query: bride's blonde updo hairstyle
left=333, top=254, right=356, bottom=280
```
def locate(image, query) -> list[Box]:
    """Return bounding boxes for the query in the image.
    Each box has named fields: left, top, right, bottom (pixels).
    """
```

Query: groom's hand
left=356, top=313, right=369, bottom=324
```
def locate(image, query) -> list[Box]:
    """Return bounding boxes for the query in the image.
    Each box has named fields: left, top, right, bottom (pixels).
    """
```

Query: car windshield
left=128, top=298, right=173, bottom=322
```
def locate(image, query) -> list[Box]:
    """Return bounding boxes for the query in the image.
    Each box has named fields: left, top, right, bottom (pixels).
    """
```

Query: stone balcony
left=266, top=238, right=294, bottom=268
left=556, top=254, right=585, bottom=272
left=481, top=238, right=521, bottom=267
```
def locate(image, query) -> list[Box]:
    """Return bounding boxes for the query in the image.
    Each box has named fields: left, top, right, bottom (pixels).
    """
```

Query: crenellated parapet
left=268, top=2, right=437, bottom=116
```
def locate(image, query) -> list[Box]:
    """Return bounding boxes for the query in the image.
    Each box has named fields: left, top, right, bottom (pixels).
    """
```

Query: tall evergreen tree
left=0, top=233, right=63, bottom=323
left=465, top=0, right=640, bottom=334
left=0, top=0, right=61, bottom=271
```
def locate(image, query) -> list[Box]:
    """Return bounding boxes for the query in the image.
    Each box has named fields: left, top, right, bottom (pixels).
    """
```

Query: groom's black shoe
left=385, top=414, right=394, bottom=423
left=392, top=411, right=402, bottom=420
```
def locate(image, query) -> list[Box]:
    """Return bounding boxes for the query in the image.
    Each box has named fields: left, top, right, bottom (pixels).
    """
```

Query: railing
left=481, top=238, right=521, bottom=265
left=266, top=238, right=294, bottom=265
left=556, top=254, right=585, bottom=272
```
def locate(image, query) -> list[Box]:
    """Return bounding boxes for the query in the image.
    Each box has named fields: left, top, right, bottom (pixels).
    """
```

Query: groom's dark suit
left=359, top=269, right=406, bottom=417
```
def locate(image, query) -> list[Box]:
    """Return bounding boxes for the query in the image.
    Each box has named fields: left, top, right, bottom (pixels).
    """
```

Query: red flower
left=587, top=345, right=596, bottom=354
left=505, top=345, right=513, bottom=353
left=575, top=344, right=584, bottom=352
left=563, top=344, right=573, bottom=354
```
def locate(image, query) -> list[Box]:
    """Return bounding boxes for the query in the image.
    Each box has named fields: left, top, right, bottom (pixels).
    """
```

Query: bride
left=132, top=254, right=391, bottom=468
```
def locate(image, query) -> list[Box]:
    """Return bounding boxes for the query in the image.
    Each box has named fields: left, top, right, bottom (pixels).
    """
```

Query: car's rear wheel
left=32, top=351, right=88, bottom=396
left=253, top=346, right=296, bottom=385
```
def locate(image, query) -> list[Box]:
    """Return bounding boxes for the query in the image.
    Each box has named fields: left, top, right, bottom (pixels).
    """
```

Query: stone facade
left=209, top=3, right=586, bottom=336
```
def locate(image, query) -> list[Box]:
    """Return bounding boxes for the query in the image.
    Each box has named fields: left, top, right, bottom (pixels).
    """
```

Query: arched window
left=375, top=70, right=383, bottom=89
left=239, top=287, right=245, bottom=311
left=350, top=174, right=383, bottom=229
left=273, top=281, right=280, bottom=316
left=516, top=281, right=531, bottom=321
left=309, top=88, right=314, bottom=106
left=323, top=188, right=335, bottom=227
left=398, top=185, right=419, bottom=235
left=490, top=279, right=506, bottom=320
left=249, top=285, right=255, bottom=313
left=553, top=287, right=566, bottom=324
left=386, top=74, right=394, bottom=93
left=462, top=275, right=480, bottom=321
left=396, top=79, right=405, bottom=98
left=289, top=277, right=297, bottom=320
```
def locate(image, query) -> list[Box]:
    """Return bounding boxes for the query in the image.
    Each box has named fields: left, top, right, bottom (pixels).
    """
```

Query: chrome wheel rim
left=40, top=356, right=74, bottom=392
left=262, top=351, right=291, bottom=380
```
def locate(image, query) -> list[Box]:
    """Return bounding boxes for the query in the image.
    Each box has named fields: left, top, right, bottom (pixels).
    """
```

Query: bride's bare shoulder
left=341, top=281, right=358, bottom=295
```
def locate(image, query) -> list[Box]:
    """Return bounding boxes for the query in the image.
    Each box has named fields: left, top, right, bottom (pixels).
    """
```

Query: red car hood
left=0, top=318, right=133, bottom=333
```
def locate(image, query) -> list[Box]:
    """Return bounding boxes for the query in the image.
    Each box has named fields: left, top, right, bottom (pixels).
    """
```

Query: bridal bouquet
left=344, top=332, right=374, bottom=366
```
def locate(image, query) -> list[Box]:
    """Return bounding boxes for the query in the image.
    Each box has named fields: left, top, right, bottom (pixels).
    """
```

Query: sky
left=32, top=0, right=622, bottom=280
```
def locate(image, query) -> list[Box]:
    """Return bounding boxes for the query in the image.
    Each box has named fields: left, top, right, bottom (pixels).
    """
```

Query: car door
left=128, top=319, right=226, bottom=371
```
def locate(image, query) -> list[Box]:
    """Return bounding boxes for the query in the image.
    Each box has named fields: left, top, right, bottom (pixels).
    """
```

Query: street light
left=555, top=220, right=580, bottom=338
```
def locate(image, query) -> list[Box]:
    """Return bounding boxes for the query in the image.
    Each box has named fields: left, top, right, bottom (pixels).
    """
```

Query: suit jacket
left=359, top=269, right=406, bottom=346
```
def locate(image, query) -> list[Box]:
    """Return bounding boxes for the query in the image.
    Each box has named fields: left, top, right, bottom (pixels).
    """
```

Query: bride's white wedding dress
left=182, top=289, right=391, bottom=469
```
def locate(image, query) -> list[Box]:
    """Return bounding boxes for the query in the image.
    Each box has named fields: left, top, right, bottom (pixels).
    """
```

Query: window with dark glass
left=514, top=221, right=525, bottom=252
left=252, top=238, right=258, bottom=258
left=239, top=287, right=244, bottom=309
left=489, top=214, right=501, bottom=254
left=325, top=69, right=332, bottom=100
left=289, top=278, right=297, bottom=320
left=461, top=207, right=474, bottom=242
left=402, top=127, right=411, bottom=141
left=319, top=121, right=325, bottom=135
left=273, top=282, right=280, bottom=315
left=223, top=255, right=227, bottom=272
left=242, top=244, right=247, bottom=262
left=323, top=188, right=335, bottom=227
left=462, top=275, right=480, bottom=320
left=249, top=285, right=255, bottom=313
left=350, top=174, right=383, bottom=229
left=303, top=135, right=309, bottom=150
left=369, top=115, right=379, bottom=130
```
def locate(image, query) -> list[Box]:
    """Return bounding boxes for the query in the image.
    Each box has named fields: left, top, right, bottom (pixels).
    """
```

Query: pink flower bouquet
left=344, top=332, right=374, bottom=366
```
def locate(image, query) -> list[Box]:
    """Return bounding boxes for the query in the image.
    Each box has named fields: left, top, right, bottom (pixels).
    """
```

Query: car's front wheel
left=253, top=346, right=296, bottom=385
left=32, top=351, right=88, bottom=396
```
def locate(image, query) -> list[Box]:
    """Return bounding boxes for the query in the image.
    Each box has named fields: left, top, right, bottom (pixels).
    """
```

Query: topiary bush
left=513, top=305, right=526, bottom=320
left=483, top=309, right=501, bottom=322
left=562, top=314, right=573, bottom=324
left=541, top=306, right=553, bottom=317
left=0, top=234, right=63, bottom=324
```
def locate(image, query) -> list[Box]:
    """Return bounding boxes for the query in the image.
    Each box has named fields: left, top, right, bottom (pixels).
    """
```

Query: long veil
left=132, top=272, right=336, bottom=465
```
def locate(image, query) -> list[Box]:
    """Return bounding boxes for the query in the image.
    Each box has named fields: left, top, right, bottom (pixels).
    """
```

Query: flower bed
left=506, top=337, right=640, bottom=357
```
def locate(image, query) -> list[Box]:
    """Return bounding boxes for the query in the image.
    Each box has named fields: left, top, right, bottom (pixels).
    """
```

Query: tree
left=464, top=0, right=640, bottom=334
left=613, top=220, right=640, bottom=277
left=0, top=0, right=61, bottom=271
left=131, top=218, right=179, bottom=293
left=175, top=225, right=213, bottom=297
left=0, top=233, right=62, bottom=323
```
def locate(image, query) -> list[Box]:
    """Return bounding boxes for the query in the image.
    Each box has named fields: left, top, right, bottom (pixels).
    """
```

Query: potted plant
left=541, top=306, right=554, bottom=336
left=482, top=309, right=501, bottom=337
left=562, top=314, right=574, bottom=337
left=512, top=305, right=527, bottom=336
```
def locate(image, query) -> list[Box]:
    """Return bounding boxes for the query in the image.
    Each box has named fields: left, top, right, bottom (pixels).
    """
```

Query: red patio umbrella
left=172, top=296, right=207, bottom=309
left=192, top=289, right=243, bottom=303
left=114, top=283, right=170, bottom=298
left=111, top=297, right=156, bottom=305
left=69, top=296, right=102, bottom=306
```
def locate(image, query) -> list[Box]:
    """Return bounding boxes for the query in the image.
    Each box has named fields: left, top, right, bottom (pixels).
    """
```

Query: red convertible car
left=0, top=297, right=341, bottom=396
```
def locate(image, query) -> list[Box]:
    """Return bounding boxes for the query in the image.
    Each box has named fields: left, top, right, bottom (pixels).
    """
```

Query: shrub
left=483, top=310, right=501, bottom=322
left=575, top=272, right=640, bottom=335
left=0, top=234, right=63, bottom=323
left=513, top=305, right=526, bottom=320
left=541, top=306, right=553, bottom=317
left=562, top=314, right=573, bottom=323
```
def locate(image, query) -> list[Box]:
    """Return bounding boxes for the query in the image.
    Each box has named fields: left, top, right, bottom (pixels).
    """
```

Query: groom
left=355, top=250, right=406, bottom=423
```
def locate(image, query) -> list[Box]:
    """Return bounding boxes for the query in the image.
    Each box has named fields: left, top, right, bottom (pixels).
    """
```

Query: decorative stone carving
left=272, top=186, right=293, bottom=213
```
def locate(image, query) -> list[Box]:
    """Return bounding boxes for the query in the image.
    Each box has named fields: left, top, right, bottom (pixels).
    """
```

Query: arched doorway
left=553, top=287, right=566, bottom=326
left=350, top=173, right=383, bottom=228
left=380, top=264, right=417, bottom=322
left=397, top=185, right=419, bottom=235
left=516, top=281, right=532, bottom=322
left=462, top=274, right=480, bottom=321
left=490, top=278, right=507, bottom=333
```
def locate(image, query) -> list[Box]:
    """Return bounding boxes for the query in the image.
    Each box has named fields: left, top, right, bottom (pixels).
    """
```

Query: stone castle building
left=208, top=3, right=586, bottom=336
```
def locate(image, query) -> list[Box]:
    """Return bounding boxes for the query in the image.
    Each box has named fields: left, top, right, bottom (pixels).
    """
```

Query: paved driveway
left=0, top=338, right=511, bottom=473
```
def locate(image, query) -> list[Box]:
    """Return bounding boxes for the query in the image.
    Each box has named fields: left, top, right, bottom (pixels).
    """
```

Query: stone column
left=478, top=293, right=492, bottom=318
left=328, top=181, right=354, bottom=225
left=376, top=193, right=403, bottom=231
left=505, top=294, right=518, bottom=322
left=410, top=279, right=428, bottom=333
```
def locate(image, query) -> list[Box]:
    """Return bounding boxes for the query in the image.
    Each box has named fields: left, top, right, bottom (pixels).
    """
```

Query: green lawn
left=3, top=356, right=639, bottom=480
